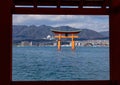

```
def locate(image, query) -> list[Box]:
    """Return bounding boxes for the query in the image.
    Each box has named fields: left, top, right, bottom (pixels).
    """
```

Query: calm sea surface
left=12, top=46, right=109, bottom=81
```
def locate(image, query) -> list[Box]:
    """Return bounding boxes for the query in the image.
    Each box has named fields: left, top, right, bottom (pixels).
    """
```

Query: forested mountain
left=99, top=31, right=109, bottom=38
left=13, top=25, right=109, bottom=42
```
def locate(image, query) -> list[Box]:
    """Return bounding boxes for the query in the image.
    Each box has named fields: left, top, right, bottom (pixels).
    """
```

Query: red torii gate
left=52, top=29, right=81, bottom=50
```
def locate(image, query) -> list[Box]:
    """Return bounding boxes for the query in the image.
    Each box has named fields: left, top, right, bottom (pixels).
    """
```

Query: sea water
left=12, top=46, right=109, bottom=81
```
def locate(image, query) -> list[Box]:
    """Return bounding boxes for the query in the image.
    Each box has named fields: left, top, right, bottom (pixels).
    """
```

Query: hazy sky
left=13, top=15, right=109, bottom=32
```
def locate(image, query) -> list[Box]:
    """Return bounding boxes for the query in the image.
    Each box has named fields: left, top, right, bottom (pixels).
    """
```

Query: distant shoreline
left=13, top=39, right=109, bottom=47
left=14, top=45, right=109, bottom=48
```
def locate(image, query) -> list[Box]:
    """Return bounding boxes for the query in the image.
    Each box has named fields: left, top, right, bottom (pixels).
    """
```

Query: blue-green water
left=12, top=46, right=109, bottom=81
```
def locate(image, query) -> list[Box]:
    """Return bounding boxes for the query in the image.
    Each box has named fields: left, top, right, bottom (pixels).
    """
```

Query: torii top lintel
left=52, top=29, right=81, bottom=34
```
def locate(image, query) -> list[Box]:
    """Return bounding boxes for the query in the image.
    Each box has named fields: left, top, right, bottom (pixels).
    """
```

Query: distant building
left=21, top=41, right=33, bottom=46
left=75, top=40, right=109, bottom=47
left=46, top=35, right=54, bottom=40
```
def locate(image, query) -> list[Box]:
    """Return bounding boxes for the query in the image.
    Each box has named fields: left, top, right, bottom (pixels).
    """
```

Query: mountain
left=13, top=25, right=53, bottom=41
left=13, top=25, right=109, bottom=42
left=99, top=31, right=109, bottom=38
left=78, top=29, right=104, bottom=40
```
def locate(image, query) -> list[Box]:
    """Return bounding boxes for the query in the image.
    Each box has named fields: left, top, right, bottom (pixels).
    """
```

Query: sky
left=13, top=15, right=109, bottom=32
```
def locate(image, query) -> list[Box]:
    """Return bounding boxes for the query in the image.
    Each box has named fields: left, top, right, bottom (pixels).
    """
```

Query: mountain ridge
left=13, top=25, right=109, bottom=42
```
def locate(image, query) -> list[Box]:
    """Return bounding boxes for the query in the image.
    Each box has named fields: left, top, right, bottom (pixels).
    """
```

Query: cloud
left=13, top=15, right=109, bottom=32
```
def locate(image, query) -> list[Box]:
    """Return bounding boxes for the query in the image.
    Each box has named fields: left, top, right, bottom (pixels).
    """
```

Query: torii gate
left=52, top=29, right=81, bottom=50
